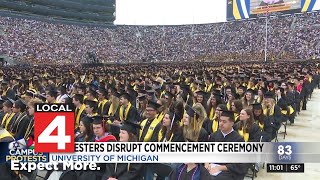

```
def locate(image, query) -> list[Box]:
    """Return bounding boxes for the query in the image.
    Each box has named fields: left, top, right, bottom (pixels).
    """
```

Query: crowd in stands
left=0, top=11, right=320, bottom=64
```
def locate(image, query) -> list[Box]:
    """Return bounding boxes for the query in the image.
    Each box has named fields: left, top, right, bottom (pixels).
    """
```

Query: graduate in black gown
left=252, top=103, right=272, bottom=142
left=153, top=111, right=184, bottom=142
left=233, top=108, right=262, bottom=142
left=182, top=105, right=208, bottom=142
left=208, top=110, right=248, bottom=180
left=7, top=98, right=30, bottom=140
left=103, top=121, right=144, bottom=180
left=262, top=92, right=283, bottom=140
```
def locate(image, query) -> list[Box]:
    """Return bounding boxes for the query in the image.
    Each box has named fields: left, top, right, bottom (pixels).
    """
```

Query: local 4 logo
left=34, top=104, right=75, bottom=152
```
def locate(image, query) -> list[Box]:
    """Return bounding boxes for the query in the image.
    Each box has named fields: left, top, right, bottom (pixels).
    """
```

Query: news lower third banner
left=2, top=142, right=320, bottom=164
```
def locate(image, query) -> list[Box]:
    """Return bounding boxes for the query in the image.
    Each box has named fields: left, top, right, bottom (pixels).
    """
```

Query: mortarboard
left=186, top=105, right=201, bottom=130
left=120, top=121, right=141, bottom=136
left=264, top=92, right=274, bottom=99
left=146, top=89, right=156, bottom=96
left=80, top=116, right=93, bottom=124
left=25, top=90, right=36, bottom=98
left=147, top=101, right=161, bottom=110
left=251, top=103, right=262, bottom=110
left=196, top=90, right=207, bottom=97
left=138, top=94, right=146, bottom=101
left=14, top=98, right=27, bottom=111
left=220, top=110, right=235, bottom=121
left=37, top=94, right=47, bottom=102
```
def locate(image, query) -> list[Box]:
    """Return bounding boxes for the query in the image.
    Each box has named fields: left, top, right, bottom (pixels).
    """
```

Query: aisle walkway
left=254, top=88, right=320, bottom=180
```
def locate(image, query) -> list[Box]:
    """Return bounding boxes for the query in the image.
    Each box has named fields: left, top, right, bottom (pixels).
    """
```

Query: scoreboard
left=226, top=0, right=320, bottom=20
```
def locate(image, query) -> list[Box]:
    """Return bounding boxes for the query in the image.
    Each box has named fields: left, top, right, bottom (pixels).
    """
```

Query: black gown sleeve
left=15, top=116, right=30, bottom=140
left=263, top=116, right=273, bottom=142
left=248, top=124, right=262, bottom=142
left=150, top=123, right=162, bottom=142
left=198, top=128, right=209, bottom=142
left=117, top=163, right=144, bottom=180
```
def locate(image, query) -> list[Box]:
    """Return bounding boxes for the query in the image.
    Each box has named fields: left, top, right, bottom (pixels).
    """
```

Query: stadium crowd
left=0, top=60, right=319, bottom=179
left=0, top=11, right=320, bottom=64
left=0, top=8, right=320, bottom=180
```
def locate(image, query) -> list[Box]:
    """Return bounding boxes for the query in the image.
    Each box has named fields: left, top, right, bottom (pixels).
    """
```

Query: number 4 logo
left=38, top=116, right=71, bottom=150
left=35, top=109, right=74, bottom=153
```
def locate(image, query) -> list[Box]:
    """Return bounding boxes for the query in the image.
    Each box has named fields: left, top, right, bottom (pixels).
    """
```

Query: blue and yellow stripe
left=301, top=0, right=317, bottom=12
left=232, top=0, right=250, bottom=20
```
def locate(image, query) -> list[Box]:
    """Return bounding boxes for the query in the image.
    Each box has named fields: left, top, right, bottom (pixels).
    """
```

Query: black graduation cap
left=146, top=89, right=156, bottom=96
left=92, top=115, right=105, bottom=125
left=120, top=92, right=131, bottom=101
left=147, top=101, right=161, bottom=110
left=4, top=98, right=15, bottom=107
left=80, top=116, right=93, bottom=124
left=25, top=90, right=36, bottom=98
left=185, top=105, right=200, bottom=120
left=120, top=121, right=141, bottom=136
left=251, top=103, right=262, bottom=110
left=220, top=110, right=235, bottom=121
left=37, top=94, right=47, bottom=102
left=196, top=90, right=207, bottom=97
left=14, top=98, right=27, bottom=111
left=264, top=92, right=274, bottom=99
left=138, top=94, right=146, bottom=101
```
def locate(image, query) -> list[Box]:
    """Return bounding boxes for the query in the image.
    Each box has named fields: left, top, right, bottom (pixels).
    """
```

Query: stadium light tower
left=264, top=5, right=269, bottom=62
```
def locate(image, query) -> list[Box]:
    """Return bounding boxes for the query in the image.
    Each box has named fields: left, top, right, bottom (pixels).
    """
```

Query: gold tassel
left=193, top=113, right=196, bottom=131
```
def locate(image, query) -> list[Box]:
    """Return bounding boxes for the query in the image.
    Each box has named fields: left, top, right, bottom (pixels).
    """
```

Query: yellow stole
left=158, top=129, right=174, bottom=142
left=10, top=112, right=27, bottom=135
left=0, top=128, right=13, bottom=141
left=238, top=127, right=249, bottom=142
left=2, top=113, right=16, bottom=130
left=227, top=102, right=231, bottom=110
left=263, top=105, right=275, bottom=116
left=2, top=87, right=9, bottom=96
left=205, top=84, right=213, bottom=92
left=24, top=118, right=34, bottom=140
left=119, top=103, right=132, bottom=122
left=212, top=120, right=219, bottom=133
left=180, top=109, right=186, bottom=127
left=156, top=112, right=165, bottom=122
left=75, top=104, right=86, bottom=129
left=139, top=118, right=161, bottom=142
left=257, top=96, right=261, bottom=103
left=257, top=121, right=264, bottom=130
left=98, top=99, right=109, bottom=114
left=234, top=113, right=240, bottom=123
left=209, top=107, right=215, bottom=120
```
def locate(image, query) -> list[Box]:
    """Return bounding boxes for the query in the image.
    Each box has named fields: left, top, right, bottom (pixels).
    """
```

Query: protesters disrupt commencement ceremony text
left=75, top=143, right=264, bottom=153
